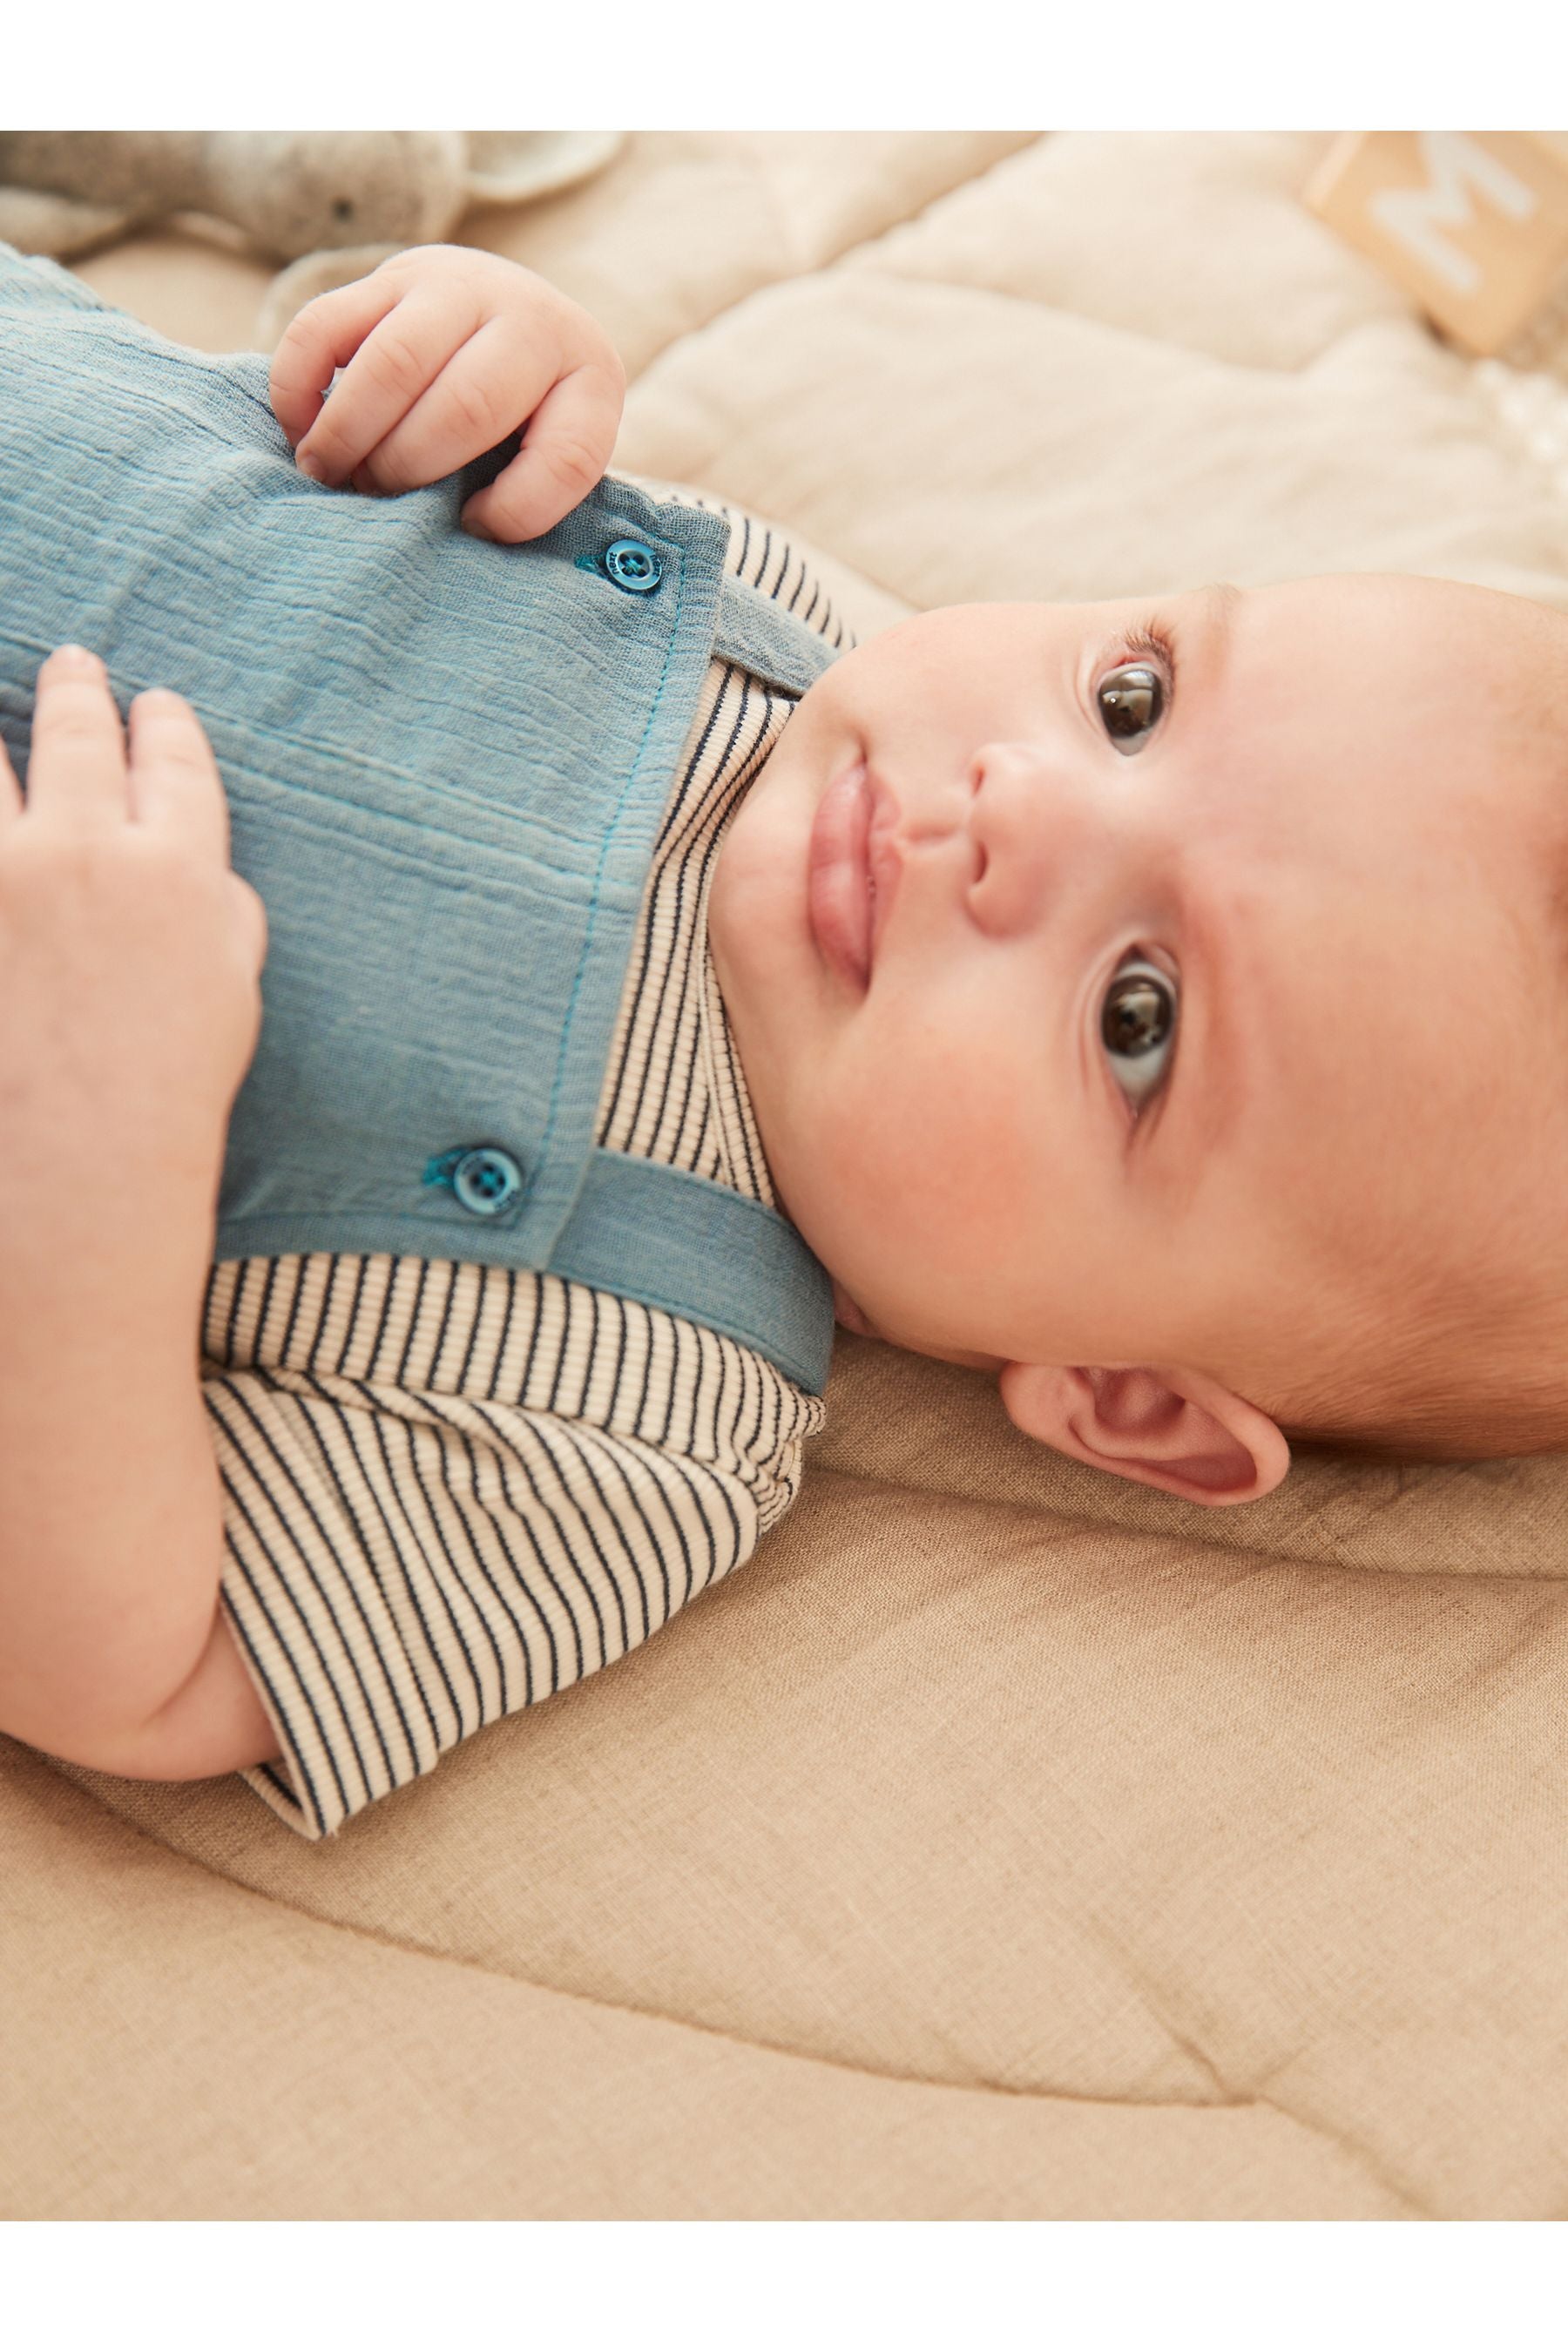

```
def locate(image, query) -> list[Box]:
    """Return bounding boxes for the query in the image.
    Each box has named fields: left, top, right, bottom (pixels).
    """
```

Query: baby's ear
left=997, top=1361, right=1290, bottom=1507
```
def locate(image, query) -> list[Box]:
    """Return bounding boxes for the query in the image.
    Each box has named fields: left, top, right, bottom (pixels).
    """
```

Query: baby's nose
left=964, top=740, right=1069, bottom=938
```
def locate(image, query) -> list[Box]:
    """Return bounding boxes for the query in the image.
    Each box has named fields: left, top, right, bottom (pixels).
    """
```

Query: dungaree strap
left=545, top=551, right=841, bottom=1394
left=713, top=569, right=842, bottom=698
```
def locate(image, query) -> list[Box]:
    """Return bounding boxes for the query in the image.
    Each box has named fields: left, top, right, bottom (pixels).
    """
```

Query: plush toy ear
left=0, top=186, right=132, bottom=260
left=463, top=132, right=625, bottom=209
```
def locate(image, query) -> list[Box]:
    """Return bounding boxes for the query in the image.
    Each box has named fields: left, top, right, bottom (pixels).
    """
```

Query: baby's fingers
left=460, top=364, right=622, bottom=544
left=292, top=295, right=463, bottom=488
left=351, top=317, right=551, bottom=497
left=25, top=646, right=128, bottom=830
left=127, top=687, right=232, bottom=864
left=269, top=270, right=402, bottom=448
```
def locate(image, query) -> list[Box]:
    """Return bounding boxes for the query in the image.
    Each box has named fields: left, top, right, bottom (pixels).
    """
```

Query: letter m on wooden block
left=1306, top=132, right=1568, bottom=353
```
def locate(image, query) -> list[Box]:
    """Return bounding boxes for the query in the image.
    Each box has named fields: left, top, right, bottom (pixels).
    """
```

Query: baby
left=3, top=240, right=1566, bottom=1836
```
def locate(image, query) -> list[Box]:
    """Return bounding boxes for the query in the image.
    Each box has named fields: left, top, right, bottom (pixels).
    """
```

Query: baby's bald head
left=1262, top=580, right=1568, bottom=1463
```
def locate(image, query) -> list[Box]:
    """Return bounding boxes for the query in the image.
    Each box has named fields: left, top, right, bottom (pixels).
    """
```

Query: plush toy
left=0, top=130, right=624, bottom=344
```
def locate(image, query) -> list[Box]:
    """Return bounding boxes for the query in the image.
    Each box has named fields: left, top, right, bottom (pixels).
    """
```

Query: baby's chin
left=830, top=1280, right=875, bottom=1335
left=829, top=1281, right=1004, bottom=1371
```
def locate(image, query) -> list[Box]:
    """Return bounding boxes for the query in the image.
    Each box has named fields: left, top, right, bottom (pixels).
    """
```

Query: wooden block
left=1305, top=131, right=1568, bottom=355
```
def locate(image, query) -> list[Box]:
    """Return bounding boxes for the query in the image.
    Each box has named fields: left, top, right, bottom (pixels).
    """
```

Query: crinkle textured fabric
left=0, top=243, right=834, bottom=1383
left=5, top=131, right=1568, bottom=2222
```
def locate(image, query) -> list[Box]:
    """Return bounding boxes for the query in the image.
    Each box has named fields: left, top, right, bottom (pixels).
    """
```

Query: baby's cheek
left=815, top=1039, right=1007, bottom=1249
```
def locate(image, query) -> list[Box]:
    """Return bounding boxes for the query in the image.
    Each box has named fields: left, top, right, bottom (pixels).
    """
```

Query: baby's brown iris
left=1098, top=663, right=1165, bottom=746
left=1102, top=969, right=1173, bottom=1058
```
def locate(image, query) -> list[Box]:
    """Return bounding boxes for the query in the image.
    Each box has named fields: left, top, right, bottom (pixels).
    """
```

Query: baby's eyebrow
left=1137, top=585, right=1251, bottom=1197
left=1197, top=580, right=1242, bottom=645
left=1153, top=580, right=1240, bottom=737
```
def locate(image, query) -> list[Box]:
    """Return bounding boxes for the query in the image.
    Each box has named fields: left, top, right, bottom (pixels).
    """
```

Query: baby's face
left=708, top=573, right=1568, bottom=1401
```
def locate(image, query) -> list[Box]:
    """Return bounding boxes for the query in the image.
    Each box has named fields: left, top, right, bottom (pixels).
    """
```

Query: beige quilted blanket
left=3, top=131, right=1567, bottom=2222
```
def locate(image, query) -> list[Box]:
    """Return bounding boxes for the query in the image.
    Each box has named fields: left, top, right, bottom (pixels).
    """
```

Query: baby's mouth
left=807, top=760, right=901, bottom=992
left=807, top=759, right=875, bottom=991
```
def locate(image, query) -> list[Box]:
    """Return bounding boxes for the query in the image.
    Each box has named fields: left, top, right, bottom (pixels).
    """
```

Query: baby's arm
left=0, top=650, right=277, bottom=1779
left=268, top=244, right=626, bottom=544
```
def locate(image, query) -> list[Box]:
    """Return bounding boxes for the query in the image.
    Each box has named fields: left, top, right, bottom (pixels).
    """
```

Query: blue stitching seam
left=532, top=532, right=690, bottom=1179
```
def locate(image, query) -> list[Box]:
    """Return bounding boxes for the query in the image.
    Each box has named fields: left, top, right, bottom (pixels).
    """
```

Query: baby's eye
left=1101, top=954, right=1178, bottom=1112
left=1097, top=661, right=1166, bottom=754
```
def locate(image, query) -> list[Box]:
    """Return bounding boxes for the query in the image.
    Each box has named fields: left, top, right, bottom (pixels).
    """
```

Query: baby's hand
left=0, top=647, right=267, bottom=1278
left=268, top=244, right=627, bottom=544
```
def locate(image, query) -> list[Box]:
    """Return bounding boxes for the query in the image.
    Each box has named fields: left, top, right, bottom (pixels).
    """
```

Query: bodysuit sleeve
left=205, top=1350, right=804, bottom=1841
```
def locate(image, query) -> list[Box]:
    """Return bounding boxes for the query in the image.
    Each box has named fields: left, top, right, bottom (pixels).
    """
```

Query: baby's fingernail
left=297, top=449, right=326, bottom=482
left=50, top=644, right=103, bottom=674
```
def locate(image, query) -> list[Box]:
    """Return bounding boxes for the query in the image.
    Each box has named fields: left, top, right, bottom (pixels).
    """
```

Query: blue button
left=452, top=1147, right=524, bottom=1216
left=422, top=1145, right=524, bottom=1217
left=603, top=537, right=662, bottom=594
